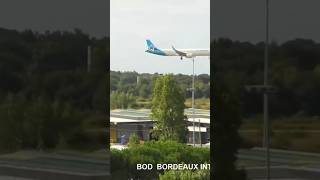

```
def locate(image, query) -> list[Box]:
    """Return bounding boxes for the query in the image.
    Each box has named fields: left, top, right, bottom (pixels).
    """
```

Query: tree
left=212, top=83, right=246, bottom=179
left=150, top=75, right=187, bottom=143
left=0, top=28, right=108, bottom=152
left=0, top=93, right=25, bottom=151
left=110, top=91, right=136, bottom=109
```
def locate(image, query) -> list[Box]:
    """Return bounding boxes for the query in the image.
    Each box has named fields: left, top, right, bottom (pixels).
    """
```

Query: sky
left=110, top=0, right=210, bottom=75
left=0, top=0, right=108, bottom=38
left=213, top=0, right=320, bottom=43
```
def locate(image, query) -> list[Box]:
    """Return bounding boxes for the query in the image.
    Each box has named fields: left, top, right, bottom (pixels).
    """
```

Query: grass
left=135, top=98, right=152, bottom=108
left=185, top=98, right=210, bottom=110
left=133, top=98, right=210, bottom=110
left=240, top=115, right=320, bottom=153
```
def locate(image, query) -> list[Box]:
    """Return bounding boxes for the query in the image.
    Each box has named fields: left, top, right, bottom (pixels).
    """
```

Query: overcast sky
left=213, top=0, right=320, bottom=43
left=0, top=0, right=108, bottom=38
left=110, top=0, right=210, bottom=75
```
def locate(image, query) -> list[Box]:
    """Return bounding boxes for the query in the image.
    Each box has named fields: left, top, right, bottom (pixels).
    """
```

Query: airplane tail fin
left=145, top=39, right=166, bottom=56
left=146, top=39, right=156, bottom=50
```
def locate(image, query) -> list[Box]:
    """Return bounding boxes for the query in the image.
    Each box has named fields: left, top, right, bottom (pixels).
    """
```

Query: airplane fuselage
left=146, top=49, right=210, bottom=57
left=164, top=49, right=209, bottom=56
left=145, top=40, right=210, bottom=58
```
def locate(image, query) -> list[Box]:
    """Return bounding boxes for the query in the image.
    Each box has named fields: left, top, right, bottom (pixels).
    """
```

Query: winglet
left=172, top=46, right=177, bottom=51
left=172, top=46, right=187, bottom=56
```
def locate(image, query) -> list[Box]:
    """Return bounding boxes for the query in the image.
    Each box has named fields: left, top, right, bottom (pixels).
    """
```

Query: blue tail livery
left=146, top=39, right=156, bottom=50
left=145, top=39, right=166, bottom=56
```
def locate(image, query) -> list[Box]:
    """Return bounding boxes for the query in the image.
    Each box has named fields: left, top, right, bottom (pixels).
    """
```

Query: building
left=110, top=109, right=210, bottom=145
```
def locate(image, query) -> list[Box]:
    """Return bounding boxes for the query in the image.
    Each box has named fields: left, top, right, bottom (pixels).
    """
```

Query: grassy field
left=135, top=98, right=152, bottom=108
left=240, top=116, right=320, bottom=153
left=185, top=98, right=210, bottom=110
left=134, top=98, right=210, bottom=110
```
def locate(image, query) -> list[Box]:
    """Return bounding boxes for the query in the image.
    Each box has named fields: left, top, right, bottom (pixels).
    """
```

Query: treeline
left=213, top=38, right=320, bottom=118
left=0, top=28, right=108, bottom=152
left=110, top=71, right=210, bottom=109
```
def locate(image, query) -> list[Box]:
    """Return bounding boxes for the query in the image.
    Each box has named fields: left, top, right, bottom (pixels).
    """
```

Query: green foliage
left=110, top=71, right=210, bottom=110
left=110, top=149, right=129, bottom=178
left=214, top=38, right=320, bottom=117
left=214, top=38, right=320, bottom=154
left=110, top=91, right=136, bottom=109
left=111, top=141, right=210, bottom=180
left=110, top=71, right=210, bottom=101
left=0, top=28, right=108, bottom=152
left=159, top=169, right=210, bottom=180
left=0, top=94, right=87, bottom=151
left=151, top=75, right=187, bottom=143
left=128, top=133, right=139, bottom=147
left=212, top=80, right=246, bottom=179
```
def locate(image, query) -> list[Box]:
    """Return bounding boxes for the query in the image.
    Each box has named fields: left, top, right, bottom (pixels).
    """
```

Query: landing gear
left=180, top=56, right=183, bottom=60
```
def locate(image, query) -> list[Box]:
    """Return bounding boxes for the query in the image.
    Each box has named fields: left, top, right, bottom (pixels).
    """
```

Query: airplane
left=145, top=39, right=210, bottom=60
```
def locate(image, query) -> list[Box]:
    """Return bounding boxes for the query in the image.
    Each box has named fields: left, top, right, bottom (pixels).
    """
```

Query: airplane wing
left=172, top=46, right=187, bottom=56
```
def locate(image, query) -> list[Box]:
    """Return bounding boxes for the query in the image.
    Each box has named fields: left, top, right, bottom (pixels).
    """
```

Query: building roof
left=110, top=117, right=153, bottom=124
left=110, top=109, right=210, bottom=124
left=188, top=126, right=207, bottom=132
left=187, top=118, right=210, bottom=124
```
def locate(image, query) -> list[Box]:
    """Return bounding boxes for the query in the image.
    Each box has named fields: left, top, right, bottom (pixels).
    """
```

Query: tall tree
left=213, top=40, right=246, bottom=179
left=212, top=83, right=246, bottom=179
left=150, top=75, right=187, bottom=142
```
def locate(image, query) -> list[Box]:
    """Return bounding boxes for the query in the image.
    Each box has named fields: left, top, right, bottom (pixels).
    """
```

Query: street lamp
left=264, top=0, right=270, bottom=179
left=186, top=57, right=196, bottom=146
left=244, top=1, right=270, bottom=178
left=192, top=57, right=195, bottom=147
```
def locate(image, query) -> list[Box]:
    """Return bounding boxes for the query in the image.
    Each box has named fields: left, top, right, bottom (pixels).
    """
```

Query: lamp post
left=192, top=57, right=195, bottom=146
left=87, top=46, right=92, bottom=73
left=199, top=118, right=201, bottom=147
left=264, top=0, right=270, bottom=179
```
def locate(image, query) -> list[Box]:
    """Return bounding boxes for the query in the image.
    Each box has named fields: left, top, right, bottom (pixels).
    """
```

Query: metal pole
left=87, top=46, right=92, bottom=73
left=199, top=119, right=202, bottom=147
left=192, top=57, right=195, bottom=146
left=264, top=0, right=270, bottom=179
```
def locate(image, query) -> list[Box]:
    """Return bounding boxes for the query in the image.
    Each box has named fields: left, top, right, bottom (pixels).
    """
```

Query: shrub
left=159, top=169, right=210, bottom=180
left=111, top=140, right=210, bottom=179
left=128, top=133, right=139, bottom=147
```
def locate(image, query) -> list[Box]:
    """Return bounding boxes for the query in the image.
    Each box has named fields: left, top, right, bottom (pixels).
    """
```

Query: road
left=0, top=150, right=110, bottom=180
left=2, top=147, right=319, bottom=179
left=238, top=148, right=320, bottom=180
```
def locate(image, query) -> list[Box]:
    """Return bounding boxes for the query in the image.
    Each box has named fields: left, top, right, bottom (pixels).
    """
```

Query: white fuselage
left=145, top=39, right=210, bottom=58
left=162, top=49, right=210, bottom=57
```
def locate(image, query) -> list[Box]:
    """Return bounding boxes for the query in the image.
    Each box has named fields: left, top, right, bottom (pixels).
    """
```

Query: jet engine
left=186, top=53, right=193, bottom=58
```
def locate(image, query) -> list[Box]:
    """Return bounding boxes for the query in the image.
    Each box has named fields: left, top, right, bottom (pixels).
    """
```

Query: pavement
left=1, top=147, right=320, bottom=179
left=0, top=176, right=34, bottom=180
left=110, top=144, right=128, bottom=150
left=238, top=148, right=320, bottom=180
left=0, top=150, right=110, bottom=180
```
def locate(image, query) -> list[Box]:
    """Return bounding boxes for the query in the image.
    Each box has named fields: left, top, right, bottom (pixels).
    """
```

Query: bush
left=111, top=149, right=129, bottom=177
left=159, top=169, right=210, bottom=180
left=128, top=133, right=139, bottom=147
left=111, top=140, right=210, bottom=179
left=0, top=94, right=95, bottom=152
